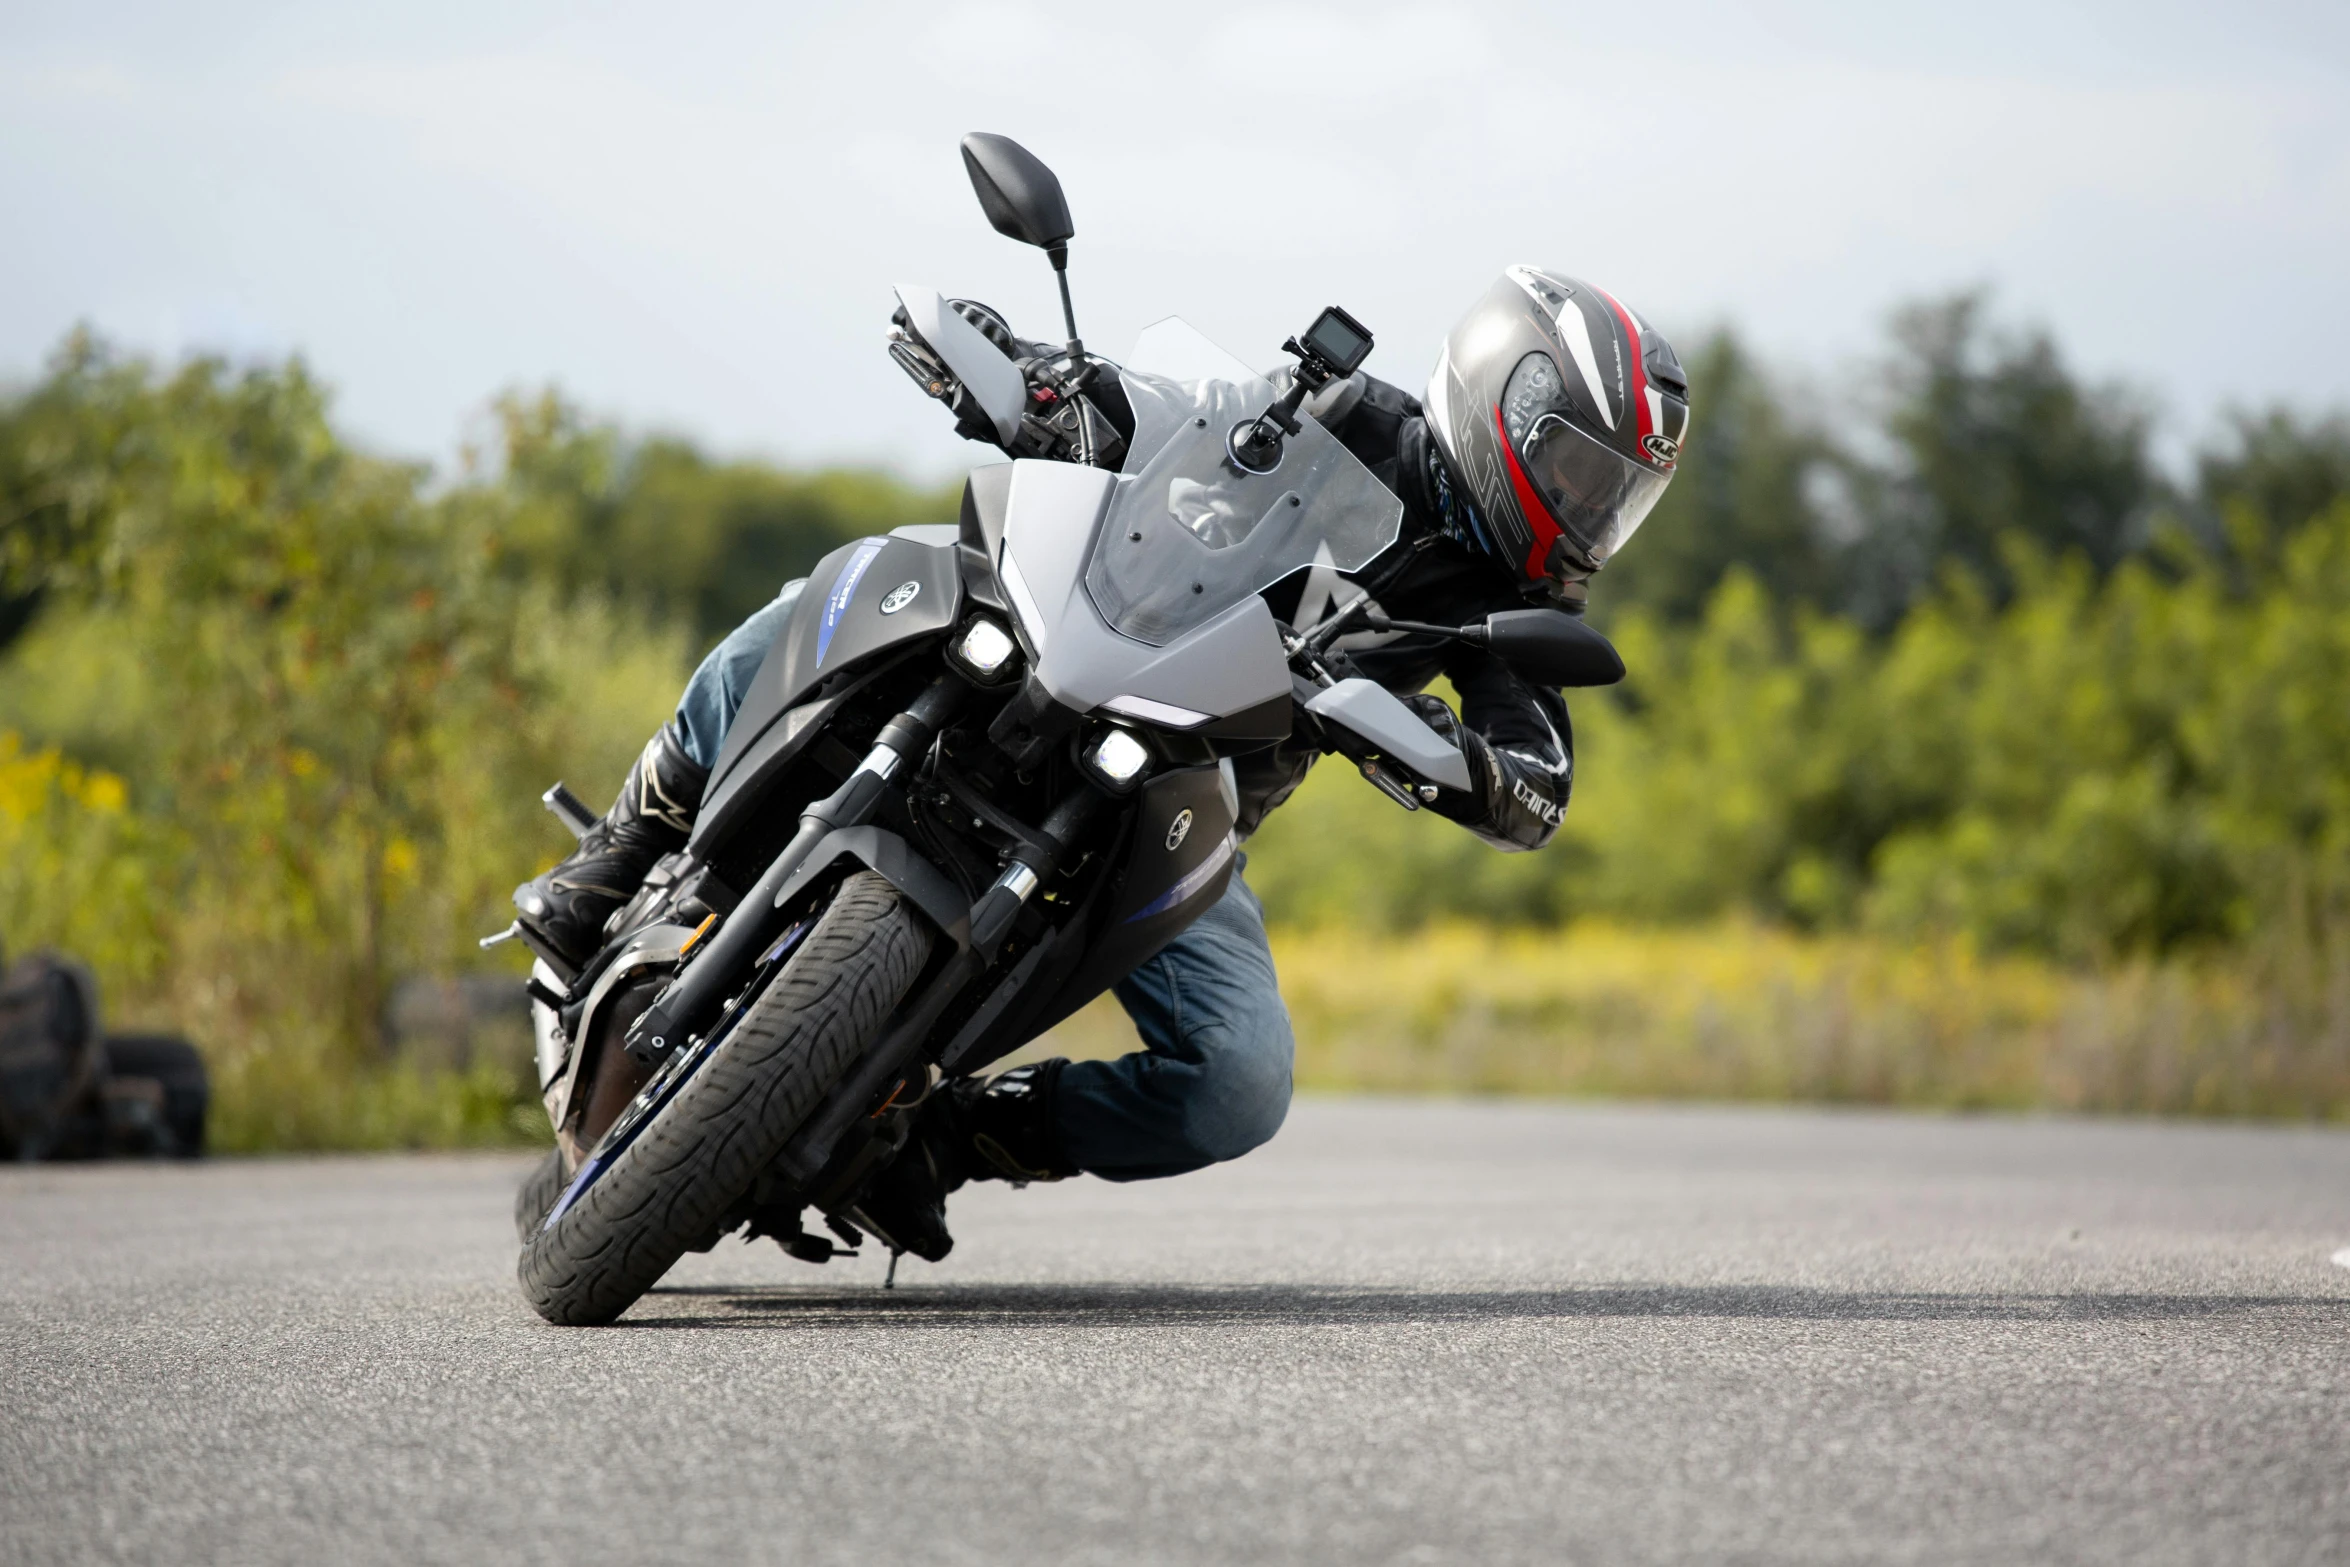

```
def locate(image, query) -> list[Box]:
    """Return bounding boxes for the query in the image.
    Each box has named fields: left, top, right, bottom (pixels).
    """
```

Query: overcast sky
left=3, top=1, right=2345, bottom=478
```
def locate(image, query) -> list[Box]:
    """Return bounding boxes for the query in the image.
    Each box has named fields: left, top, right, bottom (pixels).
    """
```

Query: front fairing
left=1085, top=325, right=1404, bottom=648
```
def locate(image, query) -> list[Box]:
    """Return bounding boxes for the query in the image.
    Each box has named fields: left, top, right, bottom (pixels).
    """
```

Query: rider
left=512, top=265, right=1690, bottom=1259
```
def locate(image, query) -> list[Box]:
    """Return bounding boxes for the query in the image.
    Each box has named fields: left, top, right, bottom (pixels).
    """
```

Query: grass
left=1033, top=920, right=2350, bottom=1121
left=78, top=919, right=2350, bottom=1153
left=205, top=1041, right=550, bottom=1154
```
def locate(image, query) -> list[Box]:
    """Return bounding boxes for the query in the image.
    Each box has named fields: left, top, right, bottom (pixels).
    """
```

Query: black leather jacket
left=1239, top=371, right=1575, bottom=852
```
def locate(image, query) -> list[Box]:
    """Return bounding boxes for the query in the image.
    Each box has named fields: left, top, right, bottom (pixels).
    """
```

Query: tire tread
left=517, top=873, right=930, bottom=1324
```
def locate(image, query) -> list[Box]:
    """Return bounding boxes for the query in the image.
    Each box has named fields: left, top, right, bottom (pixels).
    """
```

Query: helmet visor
left=1520, top=411, right=1669, bottom=567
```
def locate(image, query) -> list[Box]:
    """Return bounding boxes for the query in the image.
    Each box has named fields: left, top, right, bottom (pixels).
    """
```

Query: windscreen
left=1085, top=322, right=1403, bottom=647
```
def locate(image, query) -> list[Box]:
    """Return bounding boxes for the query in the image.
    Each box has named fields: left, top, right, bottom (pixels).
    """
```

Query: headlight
left=950, top=616, right=1020, bottom=683
left=1084, top=726, right=1153, bottom=791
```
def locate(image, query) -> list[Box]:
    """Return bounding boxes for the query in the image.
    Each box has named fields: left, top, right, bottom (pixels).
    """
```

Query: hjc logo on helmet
left=1641, top=433, right=1681, bottom=466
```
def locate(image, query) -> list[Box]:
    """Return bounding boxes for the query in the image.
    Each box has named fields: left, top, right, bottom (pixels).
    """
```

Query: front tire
left=513, top=1147, right=567, bottom=1242
left=517, top=872, right=932, bottom=1325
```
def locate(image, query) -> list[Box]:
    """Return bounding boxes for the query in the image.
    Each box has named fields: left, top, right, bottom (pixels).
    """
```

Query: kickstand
left=884, top=1248, right=901, bottom=1290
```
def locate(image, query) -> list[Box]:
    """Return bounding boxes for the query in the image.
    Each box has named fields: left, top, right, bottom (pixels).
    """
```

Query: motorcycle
left=494, top=133, right=1625, bottom=1325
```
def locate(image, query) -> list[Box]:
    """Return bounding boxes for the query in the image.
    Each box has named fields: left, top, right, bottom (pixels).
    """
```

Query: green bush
left=0, top=336, right=966, bottom=1147
left=5, top=321, right=2350, bottom=1143
left=1253, top=501, right=2350, bottom=967
left=0, top=341, right=683, bottom=1145
left=477, top=390, right=958, bottom=642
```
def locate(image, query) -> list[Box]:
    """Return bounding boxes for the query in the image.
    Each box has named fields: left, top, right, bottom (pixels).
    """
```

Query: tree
left=2195, top=408, right=2350, bottom=580
left=1882, top=293, right=2158, bottom=600
left=0, top=336, right=557, bottom=1053
left=1592, top=330, right=1847, bottom=625
left=479, top=392, right=957, bottom=645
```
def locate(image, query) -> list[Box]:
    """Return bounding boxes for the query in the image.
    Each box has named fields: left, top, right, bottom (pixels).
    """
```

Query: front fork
left=622, top=674, right=968, bottom=1067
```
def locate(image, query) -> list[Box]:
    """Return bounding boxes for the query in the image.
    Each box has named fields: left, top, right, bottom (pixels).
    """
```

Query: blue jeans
left=1063, top=871, right=1294, bottom=1180
left=673, top=585, right=1296, bottom=1182
left=673, top=582, right=806, bottom=775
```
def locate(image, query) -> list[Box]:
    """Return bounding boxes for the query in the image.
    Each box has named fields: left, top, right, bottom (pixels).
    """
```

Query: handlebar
left=889, top=309, right=1128, bottom=470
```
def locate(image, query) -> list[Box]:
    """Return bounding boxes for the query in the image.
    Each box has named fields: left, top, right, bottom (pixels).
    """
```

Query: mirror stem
left=1357, top=610, right=1486, bottom=645
left=1303, top=594, right=1373, bottom=653
left=1048, top=243, right=1083, bottom=360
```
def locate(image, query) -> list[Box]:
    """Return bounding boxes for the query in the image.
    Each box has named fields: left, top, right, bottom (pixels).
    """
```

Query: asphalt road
left=4, top=1100, right=2346, bottom=1566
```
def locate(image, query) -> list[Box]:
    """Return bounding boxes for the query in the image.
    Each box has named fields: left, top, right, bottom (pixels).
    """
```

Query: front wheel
left=513, top=1147, right=567, bottom=1242
left=517, top=872, right=933, bottom=1325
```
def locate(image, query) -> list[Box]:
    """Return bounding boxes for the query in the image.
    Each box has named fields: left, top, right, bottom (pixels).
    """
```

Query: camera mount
left=1226, top=305, right=1376, bottom=475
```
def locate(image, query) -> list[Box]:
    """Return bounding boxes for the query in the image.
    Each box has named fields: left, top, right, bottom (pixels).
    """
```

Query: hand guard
left=1398, top=692, right=1481, bottom=818
left=1400, top=691, right=1570, bottom=850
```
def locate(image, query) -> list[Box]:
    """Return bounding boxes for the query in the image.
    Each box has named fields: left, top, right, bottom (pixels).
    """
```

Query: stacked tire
left=0, top=950, right=207, bottom=1160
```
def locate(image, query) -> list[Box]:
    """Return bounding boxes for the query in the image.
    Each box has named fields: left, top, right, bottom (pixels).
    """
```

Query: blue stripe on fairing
left=816, top=540, right=886, bottom=666
left=1121, top=833, right=1236, bottom=925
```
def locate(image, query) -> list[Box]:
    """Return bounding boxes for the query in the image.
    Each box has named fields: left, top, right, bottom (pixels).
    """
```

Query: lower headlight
left=1085, top=726, right=1153, bottom=789
left=951, top=616, right=1020, bottom=682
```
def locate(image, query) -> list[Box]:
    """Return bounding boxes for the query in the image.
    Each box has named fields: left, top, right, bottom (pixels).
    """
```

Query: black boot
left=512, top=722, right=707, bottom=970
left=852, top=1060, right=1079, bottom=1262
left=963, top=1059, right=1080, bottom=1184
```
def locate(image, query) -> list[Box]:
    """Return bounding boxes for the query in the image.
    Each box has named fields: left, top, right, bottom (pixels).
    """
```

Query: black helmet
left=1424, top=265, right=1690, bottom=591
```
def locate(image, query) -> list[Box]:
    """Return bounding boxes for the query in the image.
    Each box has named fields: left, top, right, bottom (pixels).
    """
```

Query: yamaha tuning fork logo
left=1165, top=809, right=1194, bottom=851
left=879, top=581, right=921, bottom=615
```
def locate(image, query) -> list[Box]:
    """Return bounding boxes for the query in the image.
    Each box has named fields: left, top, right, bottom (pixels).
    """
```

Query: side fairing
left=1035, top=764, right=1237, bottom=1031
left=1103, top=765, right=1239, bottom=930
left=699, top=534, right=963, bottom=814
left=938, top=763, right=1241, bottom=1073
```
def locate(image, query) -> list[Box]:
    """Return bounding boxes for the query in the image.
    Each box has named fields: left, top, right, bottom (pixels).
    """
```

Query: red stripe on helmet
left=1495, top=404, right=1562, bottom=581
left=1594, top=287, right=1651, bottom=441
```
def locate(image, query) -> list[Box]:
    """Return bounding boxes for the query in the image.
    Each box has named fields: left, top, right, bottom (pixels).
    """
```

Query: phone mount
left=1227, top=305, right=1376, bottom=475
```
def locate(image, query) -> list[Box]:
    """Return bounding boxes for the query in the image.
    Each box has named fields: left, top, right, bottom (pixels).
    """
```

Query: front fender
left=543, top=921, right=698, bottom=1140
left=769, top=825, right=972, bottom=950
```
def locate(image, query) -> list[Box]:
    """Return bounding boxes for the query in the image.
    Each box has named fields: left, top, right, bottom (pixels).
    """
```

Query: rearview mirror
left=960, top=133, right=1074, bottom=253
left=1481, top=609, right=1625, bottom=688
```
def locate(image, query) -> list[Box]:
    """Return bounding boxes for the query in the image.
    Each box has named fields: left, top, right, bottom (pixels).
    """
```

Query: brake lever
left=1354, top=758, right=1423, bottom=812
left=1290, top=691, right=1432, bottom=813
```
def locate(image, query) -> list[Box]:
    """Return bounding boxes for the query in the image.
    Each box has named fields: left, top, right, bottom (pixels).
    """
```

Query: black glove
left=947, top=299, right=1024, bottom=360
left=1399, top=692, right=1491, bottom=823
left=1400, top=691, right=1462, bottom=746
